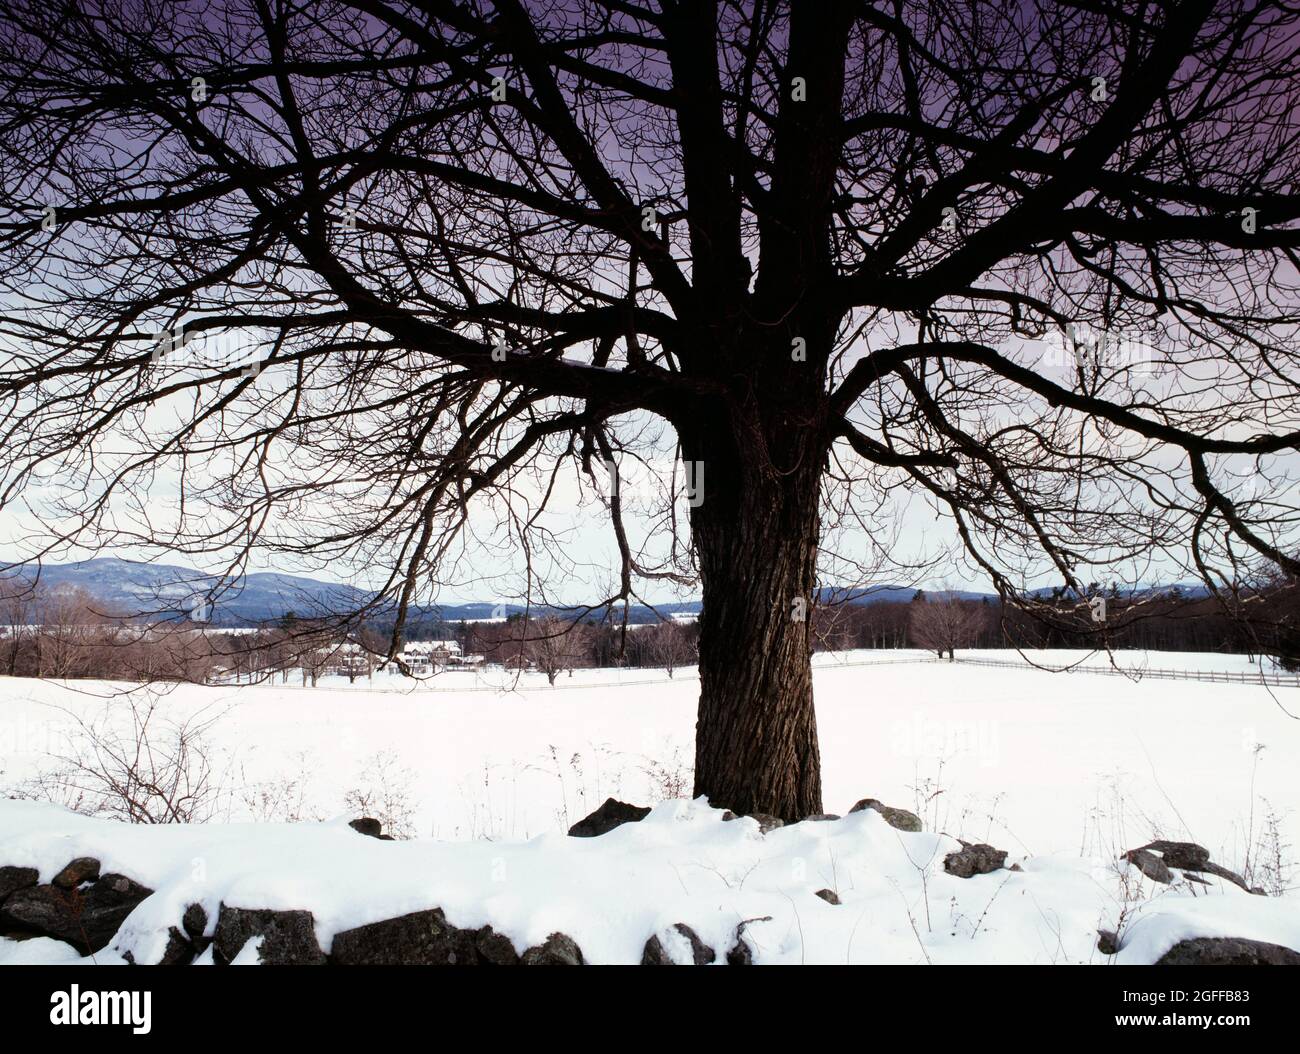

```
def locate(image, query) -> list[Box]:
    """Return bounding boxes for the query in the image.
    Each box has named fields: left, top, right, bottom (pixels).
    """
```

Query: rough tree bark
left=684, top=366, right=828, bottom=820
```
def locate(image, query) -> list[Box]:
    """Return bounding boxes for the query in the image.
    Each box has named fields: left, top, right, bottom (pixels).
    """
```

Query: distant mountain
left=11, top=557, right=369, bottom=627
left=9, top=557, right=1010, bottom=627
left=7, top=557, right=693, bottom=626
left=826, top=585, right=991, bottom=604
left=1025, top=583, right=1211, bottom=601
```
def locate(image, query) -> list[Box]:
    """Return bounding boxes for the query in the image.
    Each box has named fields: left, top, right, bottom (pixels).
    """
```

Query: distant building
left=366, top=638, right=486, bottom=676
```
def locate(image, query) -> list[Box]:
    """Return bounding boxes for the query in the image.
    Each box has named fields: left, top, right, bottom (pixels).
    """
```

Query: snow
left=2, top=650, right=1293, bottom=853
left=0, top=648, right=1296, bottom=965
left=0, top=934, right=127, bottom=966
left=0, top=796, right=1295, bottom=966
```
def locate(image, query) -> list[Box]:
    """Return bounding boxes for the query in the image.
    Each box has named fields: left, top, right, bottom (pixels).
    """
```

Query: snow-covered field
left=0, top=649, right=1296, bottom=965
left=2, top=650, right=1293, bottom=854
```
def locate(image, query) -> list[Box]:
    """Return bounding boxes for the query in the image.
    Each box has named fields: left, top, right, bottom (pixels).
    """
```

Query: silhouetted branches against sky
left=0, top=0, right=1297, bottom=656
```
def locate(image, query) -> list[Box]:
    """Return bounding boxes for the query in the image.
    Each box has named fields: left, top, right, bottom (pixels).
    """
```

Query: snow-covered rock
left=1, top=797, right=1297, bottom=966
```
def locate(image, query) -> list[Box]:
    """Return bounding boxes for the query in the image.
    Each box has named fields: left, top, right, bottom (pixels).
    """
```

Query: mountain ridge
left=5, top=557, right=1158, bottom=627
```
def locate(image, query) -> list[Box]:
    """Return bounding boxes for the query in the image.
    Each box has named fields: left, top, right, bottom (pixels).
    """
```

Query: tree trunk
left=686, top=408, right=825, bottom=822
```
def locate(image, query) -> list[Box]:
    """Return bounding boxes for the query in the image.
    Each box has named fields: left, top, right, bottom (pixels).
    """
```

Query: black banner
left=0, top=965, right=1292, bottom=1040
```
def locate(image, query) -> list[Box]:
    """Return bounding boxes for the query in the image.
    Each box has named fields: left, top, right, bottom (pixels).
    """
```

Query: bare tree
left=0, top=574, right=34, bottom=675
left=909, top=594, right=990, bottom=661
left=2, top=1, right=1299, bottom=819
left=644, top=619, right=695, bottom=678
left=34, top=585, right=102, bottom=679
left=526, top=615, right=585, bottom=685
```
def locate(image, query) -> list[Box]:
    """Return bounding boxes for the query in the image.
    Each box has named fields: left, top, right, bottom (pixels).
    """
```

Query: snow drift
left=2, top=796, right=1297, bottom=966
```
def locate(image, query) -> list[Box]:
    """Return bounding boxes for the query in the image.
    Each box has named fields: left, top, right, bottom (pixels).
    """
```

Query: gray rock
left=330, top=907, right=518, bottom=965
left=1098, top=929, right=1120, bottom=955
left=51, top=857, right=100, bottom=890
left=944, top=842, right=1008, bottom=879
left=0, top=872, right=153, bottom=953
left=802, top=813, right=841, bottom=823
left=1156, top=937, right=1300, bottom=966
left=212, top=905, right=326, bottom=965
left=1197, top=860, right=1254, bottom=893
left=849, top=798, right=923, bottom=833
left=726, top=940, right=753, bottom=965
left=475, top=927, right=521, bottom=965
left=1123, top=848, right=1173, bottom=884
left=0, top=887, right=70, bottom=942
left=815, top=888, right=842, bottom=905
left=520, top=932, right=584, bottom=965
left=640, top=935, right=670, bottom=965
left=1132, top=840, right=1210, bottom=871
left=0, top=865, right=38, bottom=904
left=567, top=798, right=650, bottom=838
left=722, top=812, right=784, bottom=834
left=182, top=902, right=208, bottom=940
left=725, top=916, right=769, bottom=966
left=123, top=906, right=206, bottom=966
left=348, top=817, right=383, bottom=839
left=85, top=874, right=154, bottom=945
left=641, top=923, right=715, bottom=966
left=1123, top=841, right=1260, bottom=891
left=157, top=927, right=197, bottom=966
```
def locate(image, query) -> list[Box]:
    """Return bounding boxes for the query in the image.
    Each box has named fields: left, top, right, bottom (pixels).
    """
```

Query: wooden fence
left=948, top=655, right=1300, bottom=688
left=223, top=651, right=1299, bottom=692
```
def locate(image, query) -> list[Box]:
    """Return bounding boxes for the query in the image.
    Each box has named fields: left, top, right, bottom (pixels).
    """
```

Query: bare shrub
left=1242, top=799, right=1294, bottom=898
left=9, top=693, right=230, bottom=823
left=237, top=750, right=325, bottom=823
left=640, top=741, right=693, bottom=802
left=528, top=742, right=621, bottom=831
left=342, top=751, right=418, bottom=840
left=908, top=756, right=953, bottom=834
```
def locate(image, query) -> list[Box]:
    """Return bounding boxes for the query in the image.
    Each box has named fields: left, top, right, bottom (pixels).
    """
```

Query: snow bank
left=2, top=797, right=1296, bottom=966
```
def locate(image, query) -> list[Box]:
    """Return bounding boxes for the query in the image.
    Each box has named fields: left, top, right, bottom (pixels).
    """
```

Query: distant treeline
left=2, top=575, right=1296, bottom=683
left=815, top=586, right=1299, bottom=669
